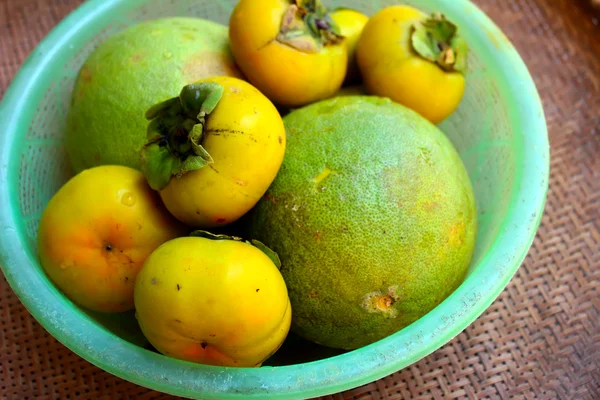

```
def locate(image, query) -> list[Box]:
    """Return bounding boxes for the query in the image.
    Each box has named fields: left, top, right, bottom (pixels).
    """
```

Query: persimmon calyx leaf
left=140, top=83, right=223, bottom=191
left=411, top=12, right=468, bottom=73
left=190, top=230, right=282, bottom=269
left=277, top=0, right=344, bottom=53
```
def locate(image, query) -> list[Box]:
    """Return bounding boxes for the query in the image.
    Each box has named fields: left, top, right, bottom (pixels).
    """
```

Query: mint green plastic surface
left=0, top=0, right=549, bottom=398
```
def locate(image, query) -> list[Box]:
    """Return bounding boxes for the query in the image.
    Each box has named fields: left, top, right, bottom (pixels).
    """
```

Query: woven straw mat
left=0, top=0, right=599, bottom=399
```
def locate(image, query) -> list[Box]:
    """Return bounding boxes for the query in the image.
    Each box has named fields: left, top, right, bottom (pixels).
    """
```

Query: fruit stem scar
left=377, top=295, right=394, bottom=310
left=362, top=286, right=401, bottom=318
left=312, top=167, right=335, bottom=187
left=104, top=243, right=112, bottom=251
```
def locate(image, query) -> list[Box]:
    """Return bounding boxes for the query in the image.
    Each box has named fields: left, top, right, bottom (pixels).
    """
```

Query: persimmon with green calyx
left=140, top=76, right=286, bottom=228
left=330, top=8, right=369, bottom=84
left=37, top=166, right=185, bottom=313
left=134, top=231, right=291, bottom=367
left=357, top=6, right=468, bottom=123
left=229, top=0, right=348, bottom=107
left=66, top=18, right=242, bottom=172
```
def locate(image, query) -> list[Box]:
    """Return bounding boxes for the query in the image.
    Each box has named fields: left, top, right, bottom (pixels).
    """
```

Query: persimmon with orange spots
left=37, top=166, right=185, bottom=313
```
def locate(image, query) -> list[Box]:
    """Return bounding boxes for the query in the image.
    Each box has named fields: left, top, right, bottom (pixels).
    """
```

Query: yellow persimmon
left=357, top=6, right=468, bottom=123
left=37, top=166, right=185, bottom=313
left=140, top=76, right=286, bottom=228
left=134, top=233, right=291, bottom=367
left=229, top=0, right=347, bottom=107
left=330, top=8, right=369, bottom=83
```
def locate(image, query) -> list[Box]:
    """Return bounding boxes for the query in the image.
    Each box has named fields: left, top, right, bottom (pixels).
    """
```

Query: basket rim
left=0, top=0, right=549, bottom=398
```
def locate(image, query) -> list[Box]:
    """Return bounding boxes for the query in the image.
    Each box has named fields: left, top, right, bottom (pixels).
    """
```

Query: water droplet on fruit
left=163, top=51, right=173, bottom=60
left=121, top=192, right=136, bottom=207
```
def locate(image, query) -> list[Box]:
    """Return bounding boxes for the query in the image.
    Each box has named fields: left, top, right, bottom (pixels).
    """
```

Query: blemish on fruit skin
left=182, top=32, right=196, bottom=41
left=422, top=201, right=439, bottom=211
left=418, top=147, right=432, bottom=166
left=265, top=193, right=277, bottom=204
left=215, top=218, right=227, bottom=224
left=80, top=67, right=92, bottom=83
left=59, top=259, right=75, bottom=270
left=235, top=179, right=248, bottom=186
left=312, top=167, right=335, bottom=188
left=121, top=191, right=136, bottom=207
left=447, top=220, right=466, bottom=246
left=151, top=278, right=157, bottom=285
left=177, top=284, right=181, bottom=291
left=377, top=295, right=394, bottom=310
left=131, top=53, right=144, bottom=63
left=278, top=136, right=283, bottom=144
left=362, top=285, right=401, bottom=318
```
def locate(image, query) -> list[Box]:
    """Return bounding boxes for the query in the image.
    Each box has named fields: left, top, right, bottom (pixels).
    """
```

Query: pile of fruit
left=38, top=0, right=477, bottom=368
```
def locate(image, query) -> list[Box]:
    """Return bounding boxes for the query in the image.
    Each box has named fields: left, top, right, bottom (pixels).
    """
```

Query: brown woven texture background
left=1, top=0, right=599, bottom=399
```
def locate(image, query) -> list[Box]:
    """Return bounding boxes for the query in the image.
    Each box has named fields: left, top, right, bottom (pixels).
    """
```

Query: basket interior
left=16, top=0, right=516, bottom=366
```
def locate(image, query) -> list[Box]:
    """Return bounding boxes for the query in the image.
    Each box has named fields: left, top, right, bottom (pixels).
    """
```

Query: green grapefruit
left=246, top=96, right=477, bottom=349
left=66, top=17, right=242, bottom=172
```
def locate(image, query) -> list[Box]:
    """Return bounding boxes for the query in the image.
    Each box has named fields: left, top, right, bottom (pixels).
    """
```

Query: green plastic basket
left=0, top=0, right=549, bottom=398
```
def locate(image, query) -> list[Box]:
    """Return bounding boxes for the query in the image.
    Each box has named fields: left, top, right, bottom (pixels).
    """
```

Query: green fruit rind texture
left=247, top=96, right=477, bottom=350
left=66, top=18, right=240, bottom=172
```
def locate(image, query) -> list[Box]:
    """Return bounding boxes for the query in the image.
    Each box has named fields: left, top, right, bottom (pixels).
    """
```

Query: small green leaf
left=423, top=13, right=456, bottom=43
left=251, top=240, right=282, bottom=270
left=180, top=155, right=211, bottom=175
left=190, top=230, right=243, bottom=241
left=323, top=14, right=342, bottom=37
left=305, top=13, right=320, bottom=38
left=279, top=0, right=342, bottom=51
left=411, top=13, right=468, bottom=73
left=189, top=123, right=214, bottom=166
left=451, top=36, right=468, bottom=74
left=142, top=82, right=222, bottom=184
left=189, top=232, right=282, bottom=269
left=189, top=122, right=204, bottom=145
left=145, top=97, right=180, bottom=120
left=411, top=22, right=438, bottom=62
left=179, top=82, right=224, bottom=117
left=140, top=142, right=182, bottom=191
